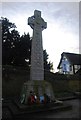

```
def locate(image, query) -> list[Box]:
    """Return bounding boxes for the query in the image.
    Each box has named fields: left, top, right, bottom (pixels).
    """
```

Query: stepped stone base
left=20, top=80, right=55, bottom=104
left=2, top=99, right=72, bottom=119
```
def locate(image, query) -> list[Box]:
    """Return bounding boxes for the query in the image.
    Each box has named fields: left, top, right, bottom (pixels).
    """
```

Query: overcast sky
left=1, top=2, right=79, bottom=72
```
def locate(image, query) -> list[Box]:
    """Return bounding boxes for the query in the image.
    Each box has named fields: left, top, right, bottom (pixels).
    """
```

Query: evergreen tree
left=1, top=17, right=20, bottom=65
left=13, top=33, right=31, bottom=69
left=43, top=49, right=53, bottom=71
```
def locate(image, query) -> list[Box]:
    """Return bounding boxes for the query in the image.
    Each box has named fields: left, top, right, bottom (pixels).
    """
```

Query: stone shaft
left=28, top=10, right=47, bottom=80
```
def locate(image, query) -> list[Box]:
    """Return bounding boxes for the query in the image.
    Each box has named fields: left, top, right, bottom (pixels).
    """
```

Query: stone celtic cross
left=28, top=10, right=47, bottom=80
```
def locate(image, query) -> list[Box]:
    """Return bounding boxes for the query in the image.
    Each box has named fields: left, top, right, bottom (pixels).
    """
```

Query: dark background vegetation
left=2, top=65, right=81, bottom=99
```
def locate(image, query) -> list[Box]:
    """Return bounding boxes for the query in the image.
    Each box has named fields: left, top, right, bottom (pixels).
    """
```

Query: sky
left=1, top=2, right=79, bottom=72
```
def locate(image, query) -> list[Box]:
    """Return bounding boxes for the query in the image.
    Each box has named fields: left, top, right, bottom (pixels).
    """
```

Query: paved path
left=30, top=99, right=80, bottom=118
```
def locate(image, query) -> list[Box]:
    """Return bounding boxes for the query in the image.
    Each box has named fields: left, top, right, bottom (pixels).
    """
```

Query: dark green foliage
left=1, top=17, right=20, bottom=65
left=43, top=50, right=53, bottom=71
left=12, top=33, right=31, bottom=69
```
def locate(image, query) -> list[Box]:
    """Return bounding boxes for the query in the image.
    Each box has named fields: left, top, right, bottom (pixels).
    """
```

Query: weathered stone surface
left=21, top=80, right=55, bottom=104
left=28, top=10, right=47, bottom=80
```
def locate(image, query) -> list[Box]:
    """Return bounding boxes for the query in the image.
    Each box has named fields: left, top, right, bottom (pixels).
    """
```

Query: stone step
left=14, top=103, right=72, bottom=119
left=2, top=99, right=72, bottom=119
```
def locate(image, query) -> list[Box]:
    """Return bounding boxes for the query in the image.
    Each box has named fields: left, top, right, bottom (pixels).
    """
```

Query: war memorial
left=2, top=10, right=80, bottom=119
left=20, top=10, right=55, bottom=104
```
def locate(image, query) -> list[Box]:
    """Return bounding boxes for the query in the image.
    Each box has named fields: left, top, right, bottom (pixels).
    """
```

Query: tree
left=43, top=50, right=53, bottom=71
left=12, top=33, right=31, bottom=69
left=1, top=17, right=20, bottom=65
